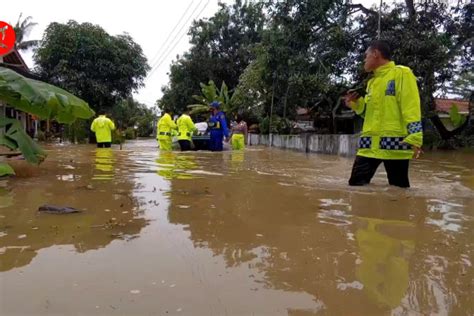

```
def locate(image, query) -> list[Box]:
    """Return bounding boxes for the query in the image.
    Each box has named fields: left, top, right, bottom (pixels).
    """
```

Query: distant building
left=434, top=98, right=470, bottom=130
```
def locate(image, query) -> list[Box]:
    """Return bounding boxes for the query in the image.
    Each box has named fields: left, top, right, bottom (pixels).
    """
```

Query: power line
left=148, top=0, right=196, bottom=67
left=147, top=0, right=210, bottom=79
left=148, top=0, right=206, bottom=76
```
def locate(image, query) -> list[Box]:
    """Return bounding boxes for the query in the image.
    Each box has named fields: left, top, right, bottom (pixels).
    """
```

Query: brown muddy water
left=0, top=139, right=473, bottom=315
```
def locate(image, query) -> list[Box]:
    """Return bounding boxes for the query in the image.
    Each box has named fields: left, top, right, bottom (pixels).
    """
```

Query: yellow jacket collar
left=374, top=61, right=395, bottom=76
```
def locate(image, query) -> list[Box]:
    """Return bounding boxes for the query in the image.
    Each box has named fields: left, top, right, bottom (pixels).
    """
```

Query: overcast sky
left=2, top=0, right=380, bottom=107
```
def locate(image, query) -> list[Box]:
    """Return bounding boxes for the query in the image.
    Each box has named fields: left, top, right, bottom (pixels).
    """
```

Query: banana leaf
left=0, top=116, right=46, bottom=164
left=0, top=162, right=15, bottom=177
left=0, top=67, right=94, bottom=123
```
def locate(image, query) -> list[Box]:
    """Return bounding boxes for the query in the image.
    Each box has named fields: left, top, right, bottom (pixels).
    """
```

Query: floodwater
left=0, top=139, right=473, bottom=315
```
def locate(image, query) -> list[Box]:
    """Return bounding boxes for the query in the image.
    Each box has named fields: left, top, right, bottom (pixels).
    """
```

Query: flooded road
left=1, top=139, right=473, bottom=315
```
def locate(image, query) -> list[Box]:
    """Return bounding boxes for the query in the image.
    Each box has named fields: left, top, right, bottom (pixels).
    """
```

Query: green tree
left=111, top=98, right=156, bottom=137
left=259, top=0, right=352, bottom=119
left=159, top=0, right=266, bottom=114
left=34, top=21, right=150, bottom=112
left=346, top=0, right=473, bottom=143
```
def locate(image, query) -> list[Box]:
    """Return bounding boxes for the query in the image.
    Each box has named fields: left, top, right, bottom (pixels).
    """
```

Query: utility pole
left=377, top=0, right=383, bottom=39
left=269, top=78, right=275, bottom=147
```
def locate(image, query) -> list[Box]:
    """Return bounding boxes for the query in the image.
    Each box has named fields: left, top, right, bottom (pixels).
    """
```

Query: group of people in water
left=90, top=100, right=248, bottom=152
left=156, top=100, right=248, bottom=152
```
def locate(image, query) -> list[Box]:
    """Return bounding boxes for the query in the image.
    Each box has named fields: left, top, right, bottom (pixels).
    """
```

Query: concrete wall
left=248, top=133, right=358, bottom=157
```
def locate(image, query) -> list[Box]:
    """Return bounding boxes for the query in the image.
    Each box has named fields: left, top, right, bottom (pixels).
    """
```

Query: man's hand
left=402, top=142, right=423, bottom=159
left=412, top=145, right=423, bottom=159
left=344, top=91, right=360, bottom=110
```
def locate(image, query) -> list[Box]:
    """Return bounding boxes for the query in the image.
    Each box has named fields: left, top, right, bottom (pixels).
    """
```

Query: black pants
left=97, top=142, right=112, bottom=148
left=178, top=140, right=192, bottom=151
left=349, top=156, right=410, bottom=188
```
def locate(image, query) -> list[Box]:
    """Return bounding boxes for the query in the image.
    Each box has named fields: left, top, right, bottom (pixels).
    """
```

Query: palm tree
left=13, top=13, right=39, bottom=51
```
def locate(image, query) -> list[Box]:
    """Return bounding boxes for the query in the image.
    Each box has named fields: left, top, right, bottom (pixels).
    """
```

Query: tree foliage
left=159, top=0, right=265, bottom=115
left=111, top=98, right=156, bottom=137
left=157, top=0, right=472, bottom=140
left=34, top=21, right=150, bottom=112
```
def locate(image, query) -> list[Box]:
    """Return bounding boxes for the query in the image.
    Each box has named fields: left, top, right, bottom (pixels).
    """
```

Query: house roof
left=2, top=49, right=29, bottom=70
left=435, top=98, right=469, bottom=114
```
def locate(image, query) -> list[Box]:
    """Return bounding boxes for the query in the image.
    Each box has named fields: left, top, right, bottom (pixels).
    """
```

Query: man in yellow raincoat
left=176, top=109, right=197, bottom=151
left=157, top=108, right=177, bottom=151
left=345, top=40, right=423, bottom=188
left=90, top=110, right=116, bottom=148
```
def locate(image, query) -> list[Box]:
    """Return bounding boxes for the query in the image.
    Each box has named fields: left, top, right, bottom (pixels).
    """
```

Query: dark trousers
left=97, top=142, right=112, bottom=148
left=209, top=132, right=224, bottom=151
left=349, top=156, right=410, bottom=188
left=178, top=140, right=192, bottom=151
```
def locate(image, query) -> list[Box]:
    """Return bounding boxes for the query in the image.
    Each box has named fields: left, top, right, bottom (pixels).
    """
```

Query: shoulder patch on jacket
left=386, top=80, right=396, bottom=96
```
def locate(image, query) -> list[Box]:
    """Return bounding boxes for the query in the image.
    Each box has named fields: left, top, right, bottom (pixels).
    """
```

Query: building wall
left=248, top=133, right=359, bottom=157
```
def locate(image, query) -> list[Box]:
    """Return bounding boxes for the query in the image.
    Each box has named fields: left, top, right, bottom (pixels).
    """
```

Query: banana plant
left=0, top=66, right=94, bottom=176
left=187, top=80, right=234, bottom=115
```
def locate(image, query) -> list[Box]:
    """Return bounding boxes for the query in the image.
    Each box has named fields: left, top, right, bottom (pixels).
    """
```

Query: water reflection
left=355, top=217, right=414, bottom=308
left=0, top=185, right=13, bottom=209
left=92, top=148, right=115, bottom=181
left=166, top=151, right=474, bottom=314
left=0, top=145, right=147, bottom=272
left=155, top=151, right=198, bottom=180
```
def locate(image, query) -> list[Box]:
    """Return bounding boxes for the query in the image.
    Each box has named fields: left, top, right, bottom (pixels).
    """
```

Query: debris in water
left=256, top=234, right=263, bottom=237
left=18, top=234, right=27, bottom=239
left=130, top=290, right=140, bottom=294
left=177, top=308, right=182, bottom=312
left=105, top=209, right=111, bottom=212
left=38, top=205, right=81, bottom=214
left=170, top=284, right=176, bottom=288
left=337, top=281, right=364, bottom=291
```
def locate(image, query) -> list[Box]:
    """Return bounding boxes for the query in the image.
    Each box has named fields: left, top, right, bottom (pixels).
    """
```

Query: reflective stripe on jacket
left=157, top=113, right=177, bottom=140
left=351, top=61, right=423, bottom=160
left=176, top=114, right=196, bottom=141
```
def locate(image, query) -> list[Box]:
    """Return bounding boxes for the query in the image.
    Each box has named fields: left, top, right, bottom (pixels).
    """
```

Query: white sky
left=2, top=0, right=380, bottom=107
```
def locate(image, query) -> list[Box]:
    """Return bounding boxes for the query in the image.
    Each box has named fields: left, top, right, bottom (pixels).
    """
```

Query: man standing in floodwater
left=208, top=101, right=229, bottom=151
left=90, top=110, right=116, bottom=148
left=176, top=109, right=197, bottom=151
left=157, top=107, right=177, bottom=151
left=344, top=40, right=423, bottom=188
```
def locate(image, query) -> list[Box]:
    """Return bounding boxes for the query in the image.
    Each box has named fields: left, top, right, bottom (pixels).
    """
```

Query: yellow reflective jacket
left=176, top=114, right=197, bottom=141
left=90, top=115, right=116, bottom=143
left=351, top=61, right=423, bottom=160
left=157, top=113, right=177, bottom=140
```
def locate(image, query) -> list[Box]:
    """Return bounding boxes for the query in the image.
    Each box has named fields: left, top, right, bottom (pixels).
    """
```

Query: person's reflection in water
left=93, top=148, right=115, bottom=181
left=155, top=151, right=197, bottom=180
left=355, top=217, right=415, bottom=309
left=230, top=150, right=245, bottom=172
